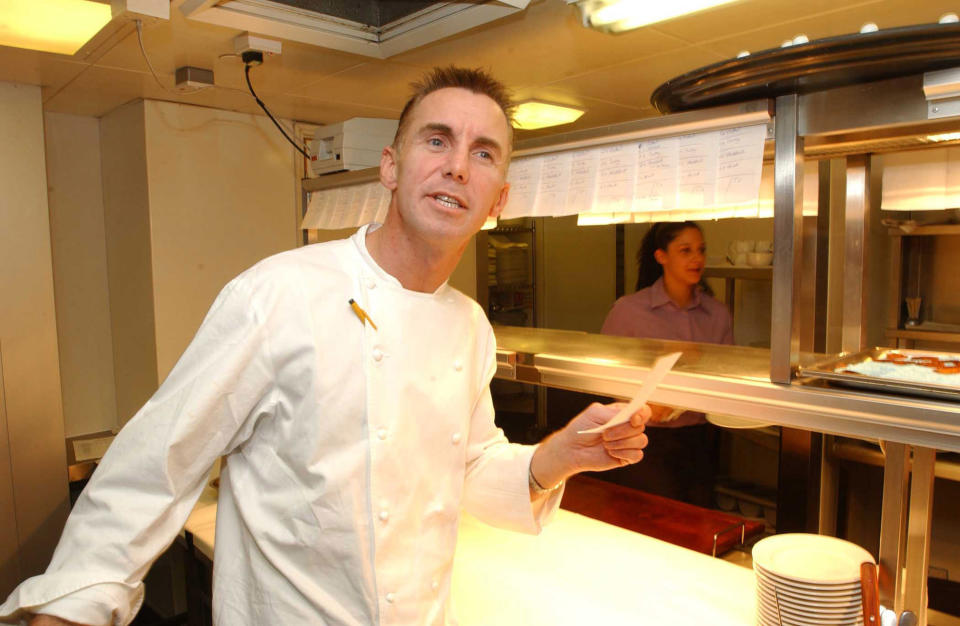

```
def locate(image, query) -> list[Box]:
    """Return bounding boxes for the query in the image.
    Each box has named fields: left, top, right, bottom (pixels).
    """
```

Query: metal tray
left=798, top=347, right=960, bottom=402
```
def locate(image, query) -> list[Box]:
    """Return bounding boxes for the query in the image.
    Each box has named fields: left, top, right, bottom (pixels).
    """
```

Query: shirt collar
left=350, top=223, right=450, bottom=296
left=649, top=276, right=703, bottom=311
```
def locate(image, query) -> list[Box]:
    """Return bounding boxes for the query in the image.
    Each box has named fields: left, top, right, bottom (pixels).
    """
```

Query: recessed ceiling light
left=512, top=100, right=585, bottom=130
left=570, top=0, right=740, bottom=34
left=0, top=0, right=113, bottom=55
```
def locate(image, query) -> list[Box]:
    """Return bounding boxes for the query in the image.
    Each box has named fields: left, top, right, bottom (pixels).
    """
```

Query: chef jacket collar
left=649, top=276, right=704, bottom=312
left=351, top=223, right=450, bottom=297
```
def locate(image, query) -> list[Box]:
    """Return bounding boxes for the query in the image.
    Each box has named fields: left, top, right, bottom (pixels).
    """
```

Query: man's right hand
left=28, top=615, right=87, bottom=626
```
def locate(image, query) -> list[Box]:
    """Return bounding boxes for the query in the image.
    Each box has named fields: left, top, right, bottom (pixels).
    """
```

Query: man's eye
left=476, top=150, right=492, bottom=161
left=428, top=137, right=445, bottom=147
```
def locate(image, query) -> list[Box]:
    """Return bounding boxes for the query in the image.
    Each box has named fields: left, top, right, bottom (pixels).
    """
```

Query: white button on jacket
left=0, top=225, right=562, bottom=626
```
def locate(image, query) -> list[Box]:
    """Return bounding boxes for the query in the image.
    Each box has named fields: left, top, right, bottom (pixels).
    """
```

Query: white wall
left=143, top=101, right=298, bottom=379
left=0, top=81, right=69, bottom=582
left=99, top=99, right=300, bottom=424
left=100, top=100, right=158, bottom=426
left=541, top=216, right=616, bottom=332
left=44, top=112, right=118, bottom=437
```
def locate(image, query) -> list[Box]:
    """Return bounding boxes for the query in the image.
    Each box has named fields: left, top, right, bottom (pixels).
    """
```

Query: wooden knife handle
left=861, top=562, right=880, bottom=626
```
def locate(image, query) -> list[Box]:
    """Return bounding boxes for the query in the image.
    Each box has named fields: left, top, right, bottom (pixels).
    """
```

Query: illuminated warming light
left=582, top=0, right=741, bottom=33
left=512, top=100, right=585, bottom=130
left=0, top=0, right=113, bottom=55
left=926, top=132, right=960, bottom=143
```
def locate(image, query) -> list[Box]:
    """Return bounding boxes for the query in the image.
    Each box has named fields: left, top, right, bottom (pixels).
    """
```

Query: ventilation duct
left=180, top=0, right=531, bottom=58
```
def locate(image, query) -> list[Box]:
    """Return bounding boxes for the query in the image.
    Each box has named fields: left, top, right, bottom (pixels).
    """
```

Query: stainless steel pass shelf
left=492, top=325, right=960, bottom=453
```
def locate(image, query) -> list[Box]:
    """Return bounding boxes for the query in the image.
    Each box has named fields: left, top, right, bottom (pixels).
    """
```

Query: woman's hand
left=647, top=402, right=674, bottom=423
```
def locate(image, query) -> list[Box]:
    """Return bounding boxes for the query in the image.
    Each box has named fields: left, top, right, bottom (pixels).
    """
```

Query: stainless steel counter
left=492, top=325, right=960, bottom=453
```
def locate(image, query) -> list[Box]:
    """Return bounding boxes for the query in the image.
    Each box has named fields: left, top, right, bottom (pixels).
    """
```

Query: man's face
left=380, top=87, right=511, bottom=247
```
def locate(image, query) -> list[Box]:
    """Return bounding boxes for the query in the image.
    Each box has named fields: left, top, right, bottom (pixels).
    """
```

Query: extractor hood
left=180, top=0, right=531, bottom=58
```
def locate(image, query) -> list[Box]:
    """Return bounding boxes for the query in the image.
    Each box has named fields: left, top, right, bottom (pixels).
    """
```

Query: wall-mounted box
left=308, top=118, right=398, bottom=176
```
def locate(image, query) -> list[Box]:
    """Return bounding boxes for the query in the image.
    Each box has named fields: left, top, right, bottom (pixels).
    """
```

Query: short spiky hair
left=393, top=66, right=515, bottom=149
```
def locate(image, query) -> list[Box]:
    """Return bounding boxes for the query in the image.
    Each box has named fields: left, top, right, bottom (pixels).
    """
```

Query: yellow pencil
left=348, top=298, right=378, bottom=330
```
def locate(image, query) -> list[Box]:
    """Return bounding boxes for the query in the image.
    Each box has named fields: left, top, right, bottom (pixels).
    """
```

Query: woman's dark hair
left=635, top=221, right=713, bottom=295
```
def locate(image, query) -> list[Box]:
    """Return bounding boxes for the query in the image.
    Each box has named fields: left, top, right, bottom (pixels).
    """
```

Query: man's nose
left=444, top=148, right=469, bottom=183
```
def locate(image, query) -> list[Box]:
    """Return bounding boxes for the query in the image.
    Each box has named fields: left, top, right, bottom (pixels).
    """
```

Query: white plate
left=754, top=572, right=861, bottom=604
left=757, top=591, right=863, bottom=615
left=753, top=533, right=874, bottom=584
left=756, top=565, right=863, bottom=592
left=757, top=590, right=863, bottom=615
left=756, top=602, right=862, bottom=626
left=757, top=593, right=863, bottom=619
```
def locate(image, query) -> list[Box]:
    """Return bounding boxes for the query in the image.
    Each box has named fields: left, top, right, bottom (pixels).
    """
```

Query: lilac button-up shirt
left=601, top=277, right=733, bottom=427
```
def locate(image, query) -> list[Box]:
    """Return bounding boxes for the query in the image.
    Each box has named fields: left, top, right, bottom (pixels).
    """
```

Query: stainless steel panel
left=771, top=93, right=804, bottom=383
left=842, top=155, right=870, bottom=353
left=302, top=167, right=380, bottom=193
left=492, top=326, right=960, bottom=453
left=800, top=75, right=930, bottom=138
left=878, top=442, right=909, bottom=612
left=904, top=446, right=935, bottom=624
left=495, top=349, right=516, bottom=379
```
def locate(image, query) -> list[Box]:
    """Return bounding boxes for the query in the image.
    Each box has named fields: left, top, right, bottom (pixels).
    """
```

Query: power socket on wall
left=233, top=33, right=282, bottom=56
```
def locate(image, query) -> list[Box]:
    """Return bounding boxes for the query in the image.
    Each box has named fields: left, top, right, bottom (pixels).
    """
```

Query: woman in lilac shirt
left=600, top=221, right=732, bottom=507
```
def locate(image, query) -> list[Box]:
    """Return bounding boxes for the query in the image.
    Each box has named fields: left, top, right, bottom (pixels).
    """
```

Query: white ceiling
left=2, top=0, right=958, bottom=141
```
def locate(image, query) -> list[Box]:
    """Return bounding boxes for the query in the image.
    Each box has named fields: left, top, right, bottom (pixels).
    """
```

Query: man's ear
left=489, top=182, right=510, bottom=219
left=380, top=146, right=399, bottom=191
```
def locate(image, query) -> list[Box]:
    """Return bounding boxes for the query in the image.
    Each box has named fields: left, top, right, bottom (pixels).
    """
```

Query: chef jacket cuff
left=1, top=580, right=142, bottom=626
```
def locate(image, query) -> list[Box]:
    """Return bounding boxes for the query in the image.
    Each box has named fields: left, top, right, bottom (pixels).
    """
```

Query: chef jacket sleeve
left=459, top=326, right=562, bottom=536
left=0, top=270, right=281, bottom=626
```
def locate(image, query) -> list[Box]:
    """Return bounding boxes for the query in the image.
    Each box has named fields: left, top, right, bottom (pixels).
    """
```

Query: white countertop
left=184, top=489, right=757, bottom=625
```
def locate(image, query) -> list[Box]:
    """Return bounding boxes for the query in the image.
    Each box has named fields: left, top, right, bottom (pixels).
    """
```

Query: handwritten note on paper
left=535, top=152, right=573, bottom=216
left=566, top=149, right=599, bottom=215
left=715, top=124, right=767, bottom=216
left=355, top=182, right=382, bottom=225
left=502, top=156, right=542, bottom=219
left=677, top=132, right=718, bottom=209
left=594, top=143, right=638, bottom=214
left=302, top=189, right=329, bottom=229
left=634, top=137, right=678, bottom=214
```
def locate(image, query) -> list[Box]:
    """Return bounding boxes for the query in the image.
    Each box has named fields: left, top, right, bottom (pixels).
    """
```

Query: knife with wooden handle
left=861, top=562, right=880, bottom=626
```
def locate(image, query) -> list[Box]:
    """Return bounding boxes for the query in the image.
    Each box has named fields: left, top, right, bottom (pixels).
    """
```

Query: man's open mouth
left=433, top=194, right=465, bottom=209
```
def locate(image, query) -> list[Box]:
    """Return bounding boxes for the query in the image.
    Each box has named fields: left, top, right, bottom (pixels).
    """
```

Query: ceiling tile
left=543, top=45, right=727, bottom=110
left=290, top=60, right=428, bottom=115
left=391, top=0, right=689, bottom=90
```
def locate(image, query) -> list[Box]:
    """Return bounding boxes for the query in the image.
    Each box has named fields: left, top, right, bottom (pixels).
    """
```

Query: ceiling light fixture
left=0, top=0, right=113, bottom=55
left=926, top=132, right=960, bottom=143
left=0, top=0, right=170, bottom=59
left=568, top=0, right=740, bottom=34
left=512, top=100, right=585, bottom=130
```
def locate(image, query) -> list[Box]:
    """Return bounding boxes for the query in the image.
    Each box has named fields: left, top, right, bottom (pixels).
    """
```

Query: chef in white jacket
left=2, top=67, right=650, bottom=626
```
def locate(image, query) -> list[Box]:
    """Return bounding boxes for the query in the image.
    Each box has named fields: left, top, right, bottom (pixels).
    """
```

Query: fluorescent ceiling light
left=571, top=0, right=740, bottom=33
left=0, top=0, right=112, bottom=55
left=927, top=132, right=960, bottom=143
left=512, top=100, right=585, bottom=130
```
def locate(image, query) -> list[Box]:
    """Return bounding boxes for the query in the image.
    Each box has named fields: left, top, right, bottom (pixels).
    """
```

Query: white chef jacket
left=1, top=225, right=562, bottom=626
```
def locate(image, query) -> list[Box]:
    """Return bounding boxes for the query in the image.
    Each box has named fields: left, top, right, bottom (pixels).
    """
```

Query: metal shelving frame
left=300, top=75, right=960, bottom=623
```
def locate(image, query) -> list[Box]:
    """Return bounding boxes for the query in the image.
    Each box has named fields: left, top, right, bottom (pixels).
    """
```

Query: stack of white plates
left=752, top=533, right=874, bottom=626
